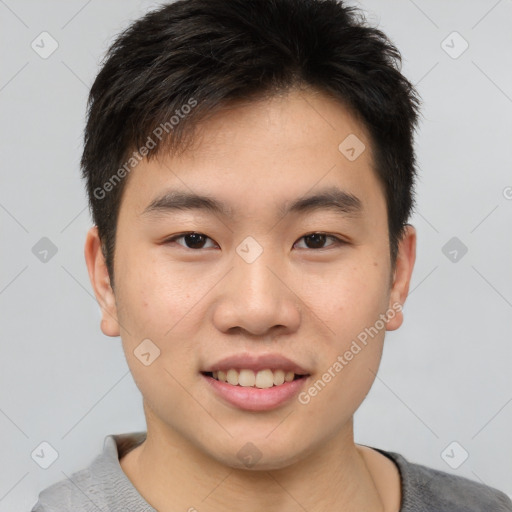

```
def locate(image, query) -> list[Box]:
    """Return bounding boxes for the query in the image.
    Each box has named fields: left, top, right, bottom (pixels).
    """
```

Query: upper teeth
left=213, top=369, right=296, bottom=388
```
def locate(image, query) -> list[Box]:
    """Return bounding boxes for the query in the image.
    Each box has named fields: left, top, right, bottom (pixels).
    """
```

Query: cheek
left=297, top=308, right=387, bottom=437
left=116, top=250, right=205, bottom=340
left=305, top=256, right=390, bottom=339
left=309, top=257, right=390, bottom=414
left=301, top=252, right=389, bottom=397
left=115, top=263, right=203, bottom=410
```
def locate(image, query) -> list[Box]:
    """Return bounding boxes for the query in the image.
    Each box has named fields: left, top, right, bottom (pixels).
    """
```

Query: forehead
left=120, top=88, right=385, bottom=222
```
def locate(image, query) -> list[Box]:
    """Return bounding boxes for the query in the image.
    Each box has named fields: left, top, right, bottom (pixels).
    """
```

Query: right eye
left=163, top=232, right=218, bottom=250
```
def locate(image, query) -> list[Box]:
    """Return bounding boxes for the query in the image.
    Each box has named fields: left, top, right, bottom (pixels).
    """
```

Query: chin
left=206, top=437, right=312, bottom=472
left=221, top=453, right=302, bottom=472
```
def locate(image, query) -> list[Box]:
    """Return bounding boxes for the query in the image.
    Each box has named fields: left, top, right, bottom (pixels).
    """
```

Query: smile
left=203, top=368, right=307, bottom=388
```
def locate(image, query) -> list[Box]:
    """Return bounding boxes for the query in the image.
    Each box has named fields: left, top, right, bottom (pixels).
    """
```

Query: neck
left=120, top=415, right=388, bottom=512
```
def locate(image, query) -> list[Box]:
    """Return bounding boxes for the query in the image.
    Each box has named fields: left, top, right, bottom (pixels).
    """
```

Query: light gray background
left=1, top=0, right=511, bottom=510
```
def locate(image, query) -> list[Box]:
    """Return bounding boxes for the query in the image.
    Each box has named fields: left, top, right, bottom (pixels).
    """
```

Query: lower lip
left=201, top=373, right=309, bottom=411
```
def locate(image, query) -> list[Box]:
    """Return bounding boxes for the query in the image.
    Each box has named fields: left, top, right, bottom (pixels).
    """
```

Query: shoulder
left=30, top=466, right=98, bottom=512
left=30, top=434, right=115, bottom=512
left=374, top=448, right=512, bottom=512
left=30, top=432, right=150, bottom=512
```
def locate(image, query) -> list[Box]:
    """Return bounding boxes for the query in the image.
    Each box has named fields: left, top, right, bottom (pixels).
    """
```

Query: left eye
left=294, top=233, right=342, bottom=250
left=164, top=232, right=343, bottom=250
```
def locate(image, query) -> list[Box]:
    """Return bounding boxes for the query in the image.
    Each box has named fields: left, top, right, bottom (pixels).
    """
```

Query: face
left=86, top=88, right=416, bottom=470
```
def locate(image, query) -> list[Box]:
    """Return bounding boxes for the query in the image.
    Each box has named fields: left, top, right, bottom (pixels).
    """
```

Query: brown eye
left=166, top=232, right=216, bottom=249
left=295, top=233, right=343, bottom=250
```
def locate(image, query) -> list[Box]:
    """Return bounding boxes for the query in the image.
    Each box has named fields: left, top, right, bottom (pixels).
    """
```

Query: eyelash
left=163, top=232, right=346, bottom=251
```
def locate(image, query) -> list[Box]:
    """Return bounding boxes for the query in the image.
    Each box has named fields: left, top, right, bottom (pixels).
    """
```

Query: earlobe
left=84, top=226, right=120, bottom=337
left=386, top=224, right=416, bottom=331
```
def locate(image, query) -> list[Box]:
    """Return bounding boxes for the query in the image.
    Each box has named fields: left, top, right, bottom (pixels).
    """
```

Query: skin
left=85, top=87, right=416, bottom=512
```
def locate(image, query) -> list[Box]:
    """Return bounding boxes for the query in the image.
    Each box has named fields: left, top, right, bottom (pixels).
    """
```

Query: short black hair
left=81, top=0, right=421, bottom=287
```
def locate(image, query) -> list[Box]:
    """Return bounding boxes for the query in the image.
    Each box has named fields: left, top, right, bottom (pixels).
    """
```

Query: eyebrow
left=141, top=186, right=363, bottom=220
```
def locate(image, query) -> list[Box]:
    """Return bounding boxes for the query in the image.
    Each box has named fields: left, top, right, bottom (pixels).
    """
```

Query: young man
left=32, top=0, right=511, bottom=510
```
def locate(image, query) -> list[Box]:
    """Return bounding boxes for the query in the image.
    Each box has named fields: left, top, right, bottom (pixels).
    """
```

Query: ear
left=84, top=226, right=120, bottom=337
left=386, top=224, right=416, bottom=331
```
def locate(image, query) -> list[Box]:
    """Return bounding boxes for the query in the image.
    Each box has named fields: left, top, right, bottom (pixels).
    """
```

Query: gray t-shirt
left=31, top=431, right=512, bottom=511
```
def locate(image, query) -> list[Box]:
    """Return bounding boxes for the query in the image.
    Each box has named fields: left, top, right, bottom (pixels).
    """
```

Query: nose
left=212, top=251, right=301, bottom=338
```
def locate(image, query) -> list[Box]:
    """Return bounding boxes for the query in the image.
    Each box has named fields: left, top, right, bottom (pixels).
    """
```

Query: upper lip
left=202, top=353, right=310, bottom=375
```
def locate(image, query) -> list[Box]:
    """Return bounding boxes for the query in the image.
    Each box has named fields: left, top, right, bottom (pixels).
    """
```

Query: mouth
left=201, top=369, right=309, bottom=388
left=200, top=353, right=311, bottom=411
